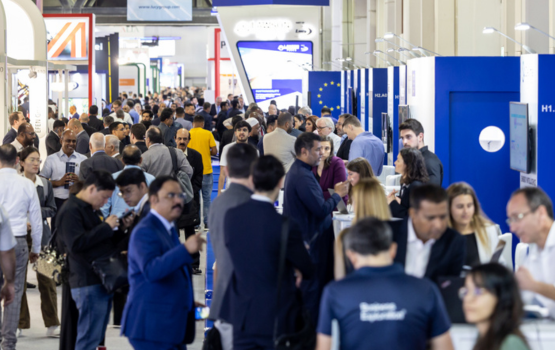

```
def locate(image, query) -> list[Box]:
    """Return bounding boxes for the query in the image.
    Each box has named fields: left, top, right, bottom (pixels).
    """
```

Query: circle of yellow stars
left=317, top=81, right=341, bottom=111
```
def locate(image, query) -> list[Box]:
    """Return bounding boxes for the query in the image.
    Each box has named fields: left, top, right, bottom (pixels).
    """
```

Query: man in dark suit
left=45, top=120, right=65, bottom=156
left=210, top=96, right=223, bottom=117
left=19, top=97, right=29, bottom=116
left=130, top=124, right=148, bottom=154
left=215, top=102, right=230, bottom=139
left=101, top=116, right=114, bottom=135
left=79, top=133, right=123, bottom=181
left=2, top=112, right=25, bottom=145
left=225, top=155, right=313, bottom=349
left=388, top=184, right=465, bottom=284
left=79, top=114, right=96, bottom=136
left=399, top=119, right=444, bottom=186
left=227, top=99, right=242, bottom=119
left=175, top=128, right=203, bottom=273
left=88, top=105, right=104, bottom=131
left=198, top=102, right=214, bottom=131
left=122, top=176, right=206, bottom=350
left=208, top=143, right=258, bottom=343
left=68, top=119, right=90, bottom=155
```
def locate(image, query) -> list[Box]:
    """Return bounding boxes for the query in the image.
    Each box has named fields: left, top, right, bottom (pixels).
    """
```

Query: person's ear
left=138, top=157, right=143, bottom=165
left=409, top=207, right=415, bottom=219
left=345, top=249, right=357, bottom=267
left=278, top=176, right=285, bottom=189
left=389, top=242, right=398, bottom=260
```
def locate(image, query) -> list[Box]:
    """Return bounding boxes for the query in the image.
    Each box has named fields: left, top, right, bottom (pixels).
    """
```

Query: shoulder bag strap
left=168, top=147, right=178, bottom=177
left=274, top=217, right=289, bottom=340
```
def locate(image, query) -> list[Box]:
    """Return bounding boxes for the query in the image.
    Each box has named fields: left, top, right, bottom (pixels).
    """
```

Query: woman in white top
left=447, top=182, right=502, bottom=267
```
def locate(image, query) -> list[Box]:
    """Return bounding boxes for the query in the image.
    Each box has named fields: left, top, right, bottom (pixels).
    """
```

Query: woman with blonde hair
left=447, top=182, right=502, bottom=267
left=335, top=178, right=391, bottom=279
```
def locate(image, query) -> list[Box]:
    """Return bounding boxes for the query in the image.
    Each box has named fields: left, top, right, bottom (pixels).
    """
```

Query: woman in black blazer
left=388, top=148, right=429, bottom=218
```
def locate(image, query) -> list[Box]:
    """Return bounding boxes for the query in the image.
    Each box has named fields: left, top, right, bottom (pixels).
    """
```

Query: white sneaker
left=46, top=326, right=60, bottom=338
left=17, top=329, right=22, bottom=338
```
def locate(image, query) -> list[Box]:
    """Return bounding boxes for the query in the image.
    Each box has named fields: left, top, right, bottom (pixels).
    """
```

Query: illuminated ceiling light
left=482, top=26, right=536, bottom=53
left=412, top=46, right=442, bottom=57
left=383, top=32, right=395, bottom=39
left=515, top=22, right=555, bottom=41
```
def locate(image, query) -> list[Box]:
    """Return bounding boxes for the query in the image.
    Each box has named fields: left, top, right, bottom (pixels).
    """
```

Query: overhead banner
left=127, top=0, right=193, bottom=21
left=45, top=17, right=90, bottom=60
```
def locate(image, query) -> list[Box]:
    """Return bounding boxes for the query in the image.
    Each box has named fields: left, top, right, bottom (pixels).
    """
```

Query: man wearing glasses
left=10, top=123, right=36, bottom=152
left=122, top=176, right=205, bottom=350
left=507, top=187, right=555, bottom=318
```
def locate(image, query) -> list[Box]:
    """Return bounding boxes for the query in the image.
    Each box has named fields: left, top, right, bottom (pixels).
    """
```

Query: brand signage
left=127, top=0, right=192, bottom=21
left=234, top=19, right=316, bottom=40
left=45, top=18, right=90, bottom=60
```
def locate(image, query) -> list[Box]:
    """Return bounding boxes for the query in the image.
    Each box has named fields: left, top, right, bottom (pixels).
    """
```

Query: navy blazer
left=224, top=200, right=313, bottom=342
left=2, top=128, right=16, bottom=145
left=122, top=212, right=195, bottom=344
left=389, top=218, right=466, bottom=284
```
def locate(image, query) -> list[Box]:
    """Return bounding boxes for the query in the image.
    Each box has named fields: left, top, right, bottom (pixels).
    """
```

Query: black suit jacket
left=389, top=181, right=423, bottom=219
left=421, top=146, right=444, bottom=186
left=2, top=128, right=16, bottom=145
left=101, top=128, right=111, bottom=135
left=45, top=131, right=62, bottom=156
left=219, top=129, right=235, bottom=160
left=82, top=123, right=96, bottom=137
left=209, top=104, right=220, bottom=117
left=389, top=218, right=466, bottom=284
left=336, top=138, right=352, bottom=161
left=135, top=141, right=148, bottom=154
left=186, top=148, right=203, bottom=205
left=88, top=115, right=104, bottom=131
left=79, top=151, right=123, bottom=181
left=215, top=111, right=230, bottom=138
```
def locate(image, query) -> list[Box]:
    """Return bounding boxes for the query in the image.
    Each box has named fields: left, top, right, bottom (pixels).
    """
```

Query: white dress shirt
left=0, top=168, right=43, bottom=253
left=251, top=194, right=273, bottom=204
left=404, top=218, right=436, bottom=278
left=40, top=149, right=87, bottom=199
left=522, top=221, right=555, bottom=317
left=109, top=111, right=134, bottom=125
left=0, top=205, right=17, bottom=252
left=150, top=209, right=174, bottom=236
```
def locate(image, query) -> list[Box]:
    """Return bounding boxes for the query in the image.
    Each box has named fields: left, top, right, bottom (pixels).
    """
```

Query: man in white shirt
left=109, top=100, right=133, bottom=125
left=263, top=113, right=297, bottom=173
left=389, top=184, right=466, bottom=283
left=10, top=123, right=36, bottom=152
left=508, top=187, right=555, bottom=317
left=316, top=117, right=341, bottom=155
left=218, top=121, right=256, bottom=195
left=0, top=144, right=43, bottom=350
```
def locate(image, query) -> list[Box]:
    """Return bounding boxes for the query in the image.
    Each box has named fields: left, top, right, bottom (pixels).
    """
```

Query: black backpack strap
left=274, top=217, right=289, bottom=340
left=168, top=147, right=178, bottom=176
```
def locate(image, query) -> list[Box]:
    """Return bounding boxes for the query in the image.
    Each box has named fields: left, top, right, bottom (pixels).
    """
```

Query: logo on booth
left=47, top=21, right=88, bottom=59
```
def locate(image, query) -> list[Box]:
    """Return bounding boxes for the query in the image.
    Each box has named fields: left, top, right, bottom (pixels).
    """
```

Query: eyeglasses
left=27, top=158, right=42, bottom=164
left=458, top=287, right=487, bottom=300
left=164, top=192, right=187, bottom=200
left=506, top=210, right=533, bottom=226
left=316, top=126, right=328, bottom=130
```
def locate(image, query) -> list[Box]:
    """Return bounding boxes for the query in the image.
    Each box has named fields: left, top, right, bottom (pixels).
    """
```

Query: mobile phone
left=119, top=210, right=134, bottom=220
left=195, top=307, right=210, bottom=320
left=65, top=162, right=76, bottom=189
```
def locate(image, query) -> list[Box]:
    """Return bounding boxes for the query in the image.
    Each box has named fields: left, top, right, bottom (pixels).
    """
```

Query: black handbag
left=274, top=218, right=316, bottom=350
left=91, top=251, right=128, bottom=294
left=202, top=326, right=223, bottom=350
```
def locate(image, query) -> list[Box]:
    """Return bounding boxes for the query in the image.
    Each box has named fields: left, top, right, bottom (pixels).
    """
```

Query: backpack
left=168, top=147, right=194, bottom=204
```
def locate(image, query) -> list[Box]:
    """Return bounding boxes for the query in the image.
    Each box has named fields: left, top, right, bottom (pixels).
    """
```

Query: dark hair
left=252, top=155, right=285, bottom=192
left=266, top=115, right=279, bottom=128
left=227, top=143, right=259, bottom=179
left=231, top=100, right=239, bottom=109
left=122, top=145, right=142, bottom=165
left=126, top=101, right=135, bottom=108
left=342, top=115, right=361, bottom=128
left=277, top=112, right=293, bottom=127
left=203, top=102, right=211, bottom=110
left=175, top=107, right=185, bottom=117
left=112, top=100, right=122, bottom=107
left=131, top=123, right=146, bottom=141
left=193, top=115, right=205, bottom=124
left=152, top=105, right=160, bottom=115
left=234, top=120, right=251, bottom=132
left=149, top=175, right=179, bottom=197
left=53, top=120, right=65, bottom=129
left=184, top=102, right=193, bottom=109
left=115, top=168, right=147, bottom=188
left=344, top=217, right=392, bottom=255
left=294, top=132, right=321, bottom=156
left=399, top=148, right=429, bottom=184
left=103, top=116, right=114, bottom=126
left=220, top=102, right=227, bottom=109
left=83, top=170, right=116, bottom=191
left=18, top=146, right=40, bottom=172
left=469, top=263, right=528, bottom=350
left=160, top=108, right=173, bottom=122
left=399, top=118, right=424, bottom=136
left=17, top=123, right=30, bottom=135
left=61, top=117, right=69, bottom=126
left=410, top=184, right=448, bottom=210
left=146, top=126, right=164, bottom=144
left=89, top=105, right=98, bottom=115
left=288, top=106, right=296, bottom=115
left=511, top=187, right=554, bottom=220
left=319, top=136, right=335, bottom=169
left=231, top=115, right=243, bottom=128
left=0, top=144, right=17, bottom=166
left=142, top=110, right=153, bottom=119
left=321, top=107, right=331, bottom=115
left=109, top=121, right=123, bottom=134
left=102, top=108, right=110, bottom=117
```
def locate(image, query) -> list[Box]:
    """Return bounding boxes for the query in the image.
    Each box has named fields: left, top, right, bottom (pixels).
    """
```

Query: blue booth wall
left=308, top=71, right=342, bottom=119
left=388, top=66, right=400, bottom=165
left=430, top=57, right=521, bottom=234
left=536, top=55, right=555, bottom=199
left=369, top=68, right=388, bottom=137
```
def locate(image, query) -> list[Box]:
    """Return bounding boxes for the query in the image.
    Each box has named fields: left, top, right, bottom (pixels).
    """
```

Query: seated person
left=317, top=217, right=454, bottom=350
left=388, top=184, right=466, bottom=284
left=447, top=182, right=504, bottom=268
left=507, top=187, right=555, bottom=318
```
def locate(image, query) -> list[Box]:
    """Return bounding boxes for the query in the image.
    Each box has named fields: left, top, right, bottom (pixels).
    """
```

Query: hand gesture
left=119, top=212, right=135, bottom=230
left=294, top=269, right=303, bottom=288
left=387, top=190, right=398, bottom=204
left=105, top=215, right=119, bottom=229
left=333, top=181, right=349, bottom=198
left=184, top=233, right=206, bottom=254
left=0, top=283, right=14, bottom=307
left=29, top=252, right=39, bottom=264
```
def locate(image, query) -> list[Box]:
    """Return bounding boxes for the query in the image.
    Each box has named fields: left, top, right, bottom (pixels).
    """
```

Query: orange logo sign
left=47, top=22, right=87, bottom=59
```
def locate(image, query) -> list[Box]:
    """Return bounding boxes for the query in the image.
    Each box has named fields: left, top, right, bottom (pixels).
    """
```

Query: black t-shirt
left=337, top=138, right=352, bottom=160
left=464, top=233, right=481, bottom=267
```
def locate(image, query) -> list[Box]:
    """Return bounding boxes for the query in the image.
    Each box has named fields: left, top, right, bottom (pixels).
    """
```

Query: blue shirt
left=129, top=110, right=140, bottom=124
left=348, top=131, right=385, bottom=176
left=317, top=264, right=451, bottom=350
left=100, top=165, right=155, bottom=218
left=283, top=159, right=340, bottom=243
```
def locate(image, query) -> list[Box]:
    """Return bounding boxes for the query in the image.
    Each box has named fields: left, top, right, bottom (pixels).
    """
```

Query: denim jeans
left=201, top=173, right=214, bottom=225
left=71, top=284, right=113, bottom=350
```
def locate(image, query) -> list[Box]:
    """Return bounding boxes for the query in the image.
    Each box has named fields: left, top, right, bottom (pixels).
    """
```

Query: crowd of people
left=0, top=86, right=550, bottom=350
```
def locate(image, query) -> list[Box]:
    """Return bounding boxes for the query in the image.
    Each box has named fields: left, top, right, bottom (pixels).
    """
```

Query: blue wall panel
left=371, top=68, right=388, bottom=139
left=389, top=67, right=400, bottom=162
left=308, top=71, right=342, bottom=119
left=537, top=55, right=555, bottom=200
left=434, top=57, right=520, bottom=233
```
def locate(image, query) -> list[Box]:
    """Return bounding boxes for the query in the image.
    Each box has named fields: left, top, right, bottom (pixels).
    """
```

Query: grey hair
left=344, top=217, right=393, bottom=255
left=512, top=187, right=554, bottom=220
left=318, top=117, right=335, bottom=132
left=90, top=132, right=105, bottom=149
left=298, top=106, right=312, bottom=116
left=105, top=135, right=120, bottom=149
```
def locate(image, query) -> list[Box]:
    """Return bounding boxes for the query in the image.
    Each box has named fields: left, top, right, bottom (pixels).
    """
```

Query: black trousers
left=51, top=197, right=67, bottom=233
left=184, top=226, right=199, bottom=268
left=113, top=287, right=128, bottom=326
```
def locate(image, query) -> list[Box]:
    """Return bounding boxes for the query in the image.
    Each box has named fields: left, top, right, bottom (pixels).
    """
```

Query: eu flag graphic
left=308, top=71, right=342, bottom=119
